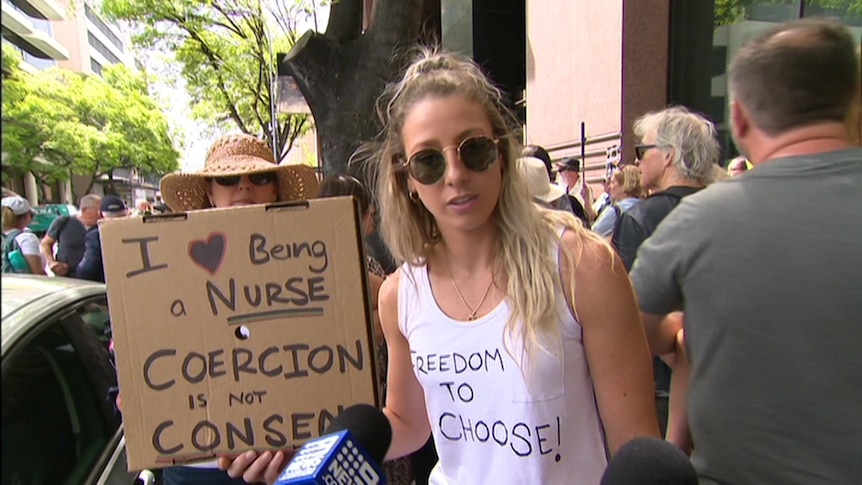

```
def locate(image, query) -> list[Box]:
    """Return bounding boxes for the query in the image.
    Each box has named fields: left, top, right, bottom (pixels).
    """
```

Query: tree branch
left=181, top=25, right=249, bottom=133
left=210, top=2, right=248, bottom=37
left=278, top=115, right=306, bottom=159
left=282, top=30, right=338, bottom=114
left=366, top=0, right=424, bottom=48
left=324, top=0, right=363, bottom=44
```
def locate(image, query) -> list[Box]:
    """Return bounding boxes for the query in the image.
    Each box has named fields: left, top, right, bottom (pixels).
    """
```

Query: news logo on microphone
left=275, top=430, right=387, bottom=485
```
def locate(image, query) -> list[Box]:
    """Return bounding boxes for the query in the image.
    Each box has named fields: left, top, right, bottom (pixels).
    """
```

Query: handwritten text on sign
left=118, top=231, right=368, bottom=460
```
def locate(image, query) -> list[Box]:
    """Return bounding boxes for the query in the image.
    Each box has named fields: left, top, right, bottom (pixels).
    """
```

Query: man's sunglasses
left=402, top=135, right=500, bottom=185
left=634, top=144, right=661, bottom=161
left=209, top=172, right=277, bottom=187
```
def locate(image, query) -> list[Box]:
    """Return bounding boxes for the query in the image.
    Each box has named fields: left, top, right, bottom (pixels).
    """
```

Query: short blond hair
left=612, top=166, right=646, bottom=198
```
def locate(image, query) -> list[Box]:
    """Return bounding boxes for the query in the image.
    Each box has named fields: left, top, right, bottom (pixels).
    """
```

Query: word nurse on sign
left=100, top=198, right=379, bottom=471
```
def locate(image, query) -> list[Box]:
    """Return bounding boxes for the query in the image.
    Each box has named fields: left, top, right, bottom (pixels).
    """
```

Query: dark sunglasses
left=210, top=172, right=277, bottom=187
left=634, top=144, right=660, bottom=161
left=402, top=135, right=500, bottom=185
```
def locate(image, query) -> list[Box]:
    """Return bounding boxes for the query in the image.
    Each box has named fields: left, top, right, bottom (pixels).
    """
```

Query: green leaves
left=100, top=0, right=310, bottom=160
left=1, top=45, right=179, bottom=184
left=714, top=0, right=862, bottom=27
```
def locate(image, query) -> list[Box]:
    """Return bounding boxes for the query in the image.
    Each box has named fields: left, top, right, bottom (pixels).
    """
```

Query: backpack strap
left=3, top=229, right=23, bottom=252
left=2, top=229, right=25, bottom=273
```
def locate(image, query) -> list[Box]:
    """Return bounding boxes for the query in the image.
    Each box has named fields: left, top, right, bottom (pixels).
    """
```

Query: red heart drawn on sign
left=188, top=232, right=227, bottom=275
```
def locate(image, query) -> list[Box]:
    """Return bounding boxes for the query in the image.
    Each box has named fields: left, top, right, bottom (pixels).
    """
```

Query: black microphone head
left=325, top=404, right=392, bottom=465
left=601, top=437, right=697, bottom=485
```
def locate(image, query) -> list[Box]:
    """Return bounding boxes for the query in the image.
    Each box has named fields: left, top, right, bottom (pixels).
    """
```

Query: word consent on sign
left=100, top=198, right=378, bottom=470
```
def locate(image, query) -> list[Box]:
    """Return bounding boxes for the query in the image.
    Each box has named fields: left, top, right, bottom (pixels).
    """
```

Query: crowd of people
left=2, top=16, right=860, bottom=485
left=1, top=191, right=168, bottom=282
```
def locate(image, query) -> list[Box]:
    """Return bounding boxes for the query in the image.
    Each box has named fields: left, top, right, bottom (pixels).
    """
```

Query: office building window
left=84, top=4, right=124, bottom=53
left=670, top=0, right=862, bottom=165
left=87, top=32, right=122, bottom=65
left=90, top=58, right=103, bottom=76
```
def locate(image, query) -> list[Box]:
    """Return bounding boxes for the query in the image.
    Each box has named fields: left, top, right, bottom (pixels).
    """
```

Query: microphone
left=275, top=404, right=392, bottom=484
left=600, top=437, right=697, bottom=485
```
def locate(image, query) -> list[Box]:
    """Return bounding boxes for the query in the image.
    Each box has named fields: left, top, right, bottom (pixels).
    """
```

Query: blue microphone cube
left=275, top=430, right=387, bottom=484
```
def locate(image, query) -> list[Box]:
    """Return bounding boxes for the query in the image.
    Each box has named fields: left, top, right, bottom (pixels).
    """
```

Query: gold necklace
left=450, top=268, right=496, bottom=321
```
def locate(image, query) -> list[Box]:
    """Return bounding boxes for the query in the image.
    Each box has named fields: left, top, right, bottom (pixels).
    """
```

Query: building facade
left=1, top=0, right=70, bottom=203
left=2, top=0, right=153, bottom=205
left=523, top=0, right=861, bottom=185
left=52, top=0, right=139, bottom=76
left=1, top=0, right=69, bottom=71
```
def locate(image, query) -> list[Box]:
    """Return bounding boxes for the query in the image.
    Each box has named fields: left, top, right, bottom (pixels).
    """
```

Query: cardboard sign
left=100, top=198, right=379, bottom=471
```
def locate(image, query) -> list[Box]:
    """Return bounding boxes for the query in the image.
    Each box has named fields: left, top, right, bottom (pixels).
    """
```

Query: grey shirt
left=630, top=148, right=862, bottom=484
left=46, top=215, right=88, bottom=276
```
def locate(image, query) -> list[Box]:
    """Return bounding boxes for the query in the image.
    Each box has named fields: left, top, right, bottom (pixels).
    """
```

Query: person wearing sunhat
left=2, top=196, right=45, bottom=275
left=517, top=155, right=572, bottom=212
left=521, top=144, right=555, bottom=182
left=160, top=133, right=319, bottom=212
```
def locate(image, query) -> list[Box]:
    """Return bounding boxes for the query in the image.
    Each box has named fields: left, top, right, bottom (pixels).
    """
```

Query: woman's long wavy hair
left=371, top=47, right=609, bottom=366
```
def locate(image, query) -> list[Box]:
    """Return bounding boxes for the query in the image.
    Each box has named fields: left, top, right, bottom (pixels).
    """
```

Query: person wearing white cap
left=1, top=196, right=45, bottom=274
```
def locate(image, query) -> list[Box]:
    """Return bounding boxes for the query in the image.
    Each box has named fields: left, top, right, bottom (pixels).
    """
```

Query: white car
left=1, top=275, right=155, bottom=484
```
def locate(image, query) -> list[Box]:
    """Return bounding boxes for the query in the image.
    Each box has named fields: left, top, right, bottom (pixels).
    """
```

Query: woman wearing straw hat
left=121, top=133, right=319, bottom=485
left=160, top=133, right=319, bottom=213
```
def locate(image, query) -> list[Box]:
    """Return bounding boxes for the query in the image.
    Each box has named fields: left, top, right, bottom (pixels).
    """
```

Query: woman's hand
left=217, top=449, right=294, bottom=485
left=665, top=328, right=693, bottom=455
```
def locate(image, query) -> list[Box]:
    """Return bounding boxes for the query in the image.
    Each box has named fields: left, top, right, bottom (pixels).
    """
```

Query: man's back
left=75, top=228, right=104, bottom=282
left=46, top=216, right=87, bottom=276
left=632, top=148, right=862, bottom=483
left=612, top=186, right=701, bottom=271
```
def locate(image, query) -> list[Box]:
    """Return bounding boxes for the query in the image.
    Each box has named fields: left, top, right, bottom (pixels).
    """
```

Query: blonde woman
left=591, top=165, right=645, bottom=239
left=220, top=49, right=657, bottom=484
left=2, top=196, right=45, bottom=275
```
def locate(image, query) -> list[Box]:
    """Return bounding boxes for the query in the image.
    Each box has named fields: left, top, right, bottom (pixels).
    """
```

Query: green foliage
left=714, top=0, right=862, bottom=27
left=2, top=43, right=21, bottom=73
left=1, top=51, right=179, bottom=187
left=715, top=0, right=751, bottom=27
left=100, top=0, right=311, bottom=160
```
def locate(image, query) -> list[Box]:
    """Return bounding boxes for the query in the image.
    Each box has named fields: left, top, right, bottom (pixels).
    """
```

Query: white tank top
left=397, top=245, right=607, bottom=484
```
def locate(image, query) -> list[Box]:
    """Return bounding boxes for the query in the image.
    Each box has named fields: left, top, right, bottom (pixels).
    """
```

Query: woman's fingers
left=217, top=449, right=293, bottom=484
left=221, top=450, right=262, bottom=479
left=240, top=450, right=274, bottom=484
left=263, top=450, right=289, bottom=484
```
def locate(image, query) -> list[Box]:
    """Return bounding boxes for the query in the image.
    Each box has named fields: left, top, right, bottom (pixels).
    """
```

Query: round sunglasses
left=402, top=135, right=501, bottom=185
left=209, top=172, right=277, bottom=187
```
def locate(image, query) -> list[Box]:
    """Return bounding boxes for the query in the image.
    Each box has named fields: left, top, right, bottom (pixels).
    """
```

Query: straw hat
left=517, top=156, right=566, bottom=203
left=160, top=133, right=319, bottom=212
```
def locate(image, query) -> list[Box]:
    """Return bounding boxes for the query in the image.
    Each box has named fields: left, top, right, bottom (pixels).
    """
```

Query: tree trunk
left=281, top=0, right=425, bottom=176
